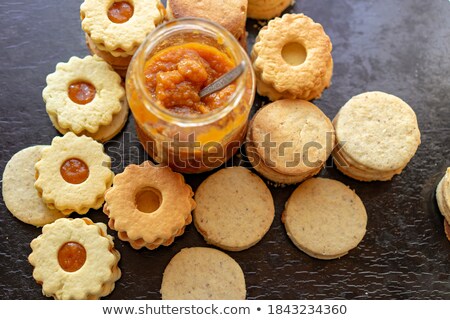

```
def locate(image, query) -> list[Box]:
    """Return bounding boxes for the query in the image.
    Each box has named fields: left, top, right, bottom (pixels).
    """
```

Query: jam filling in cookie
left=68, top=81, right=96, bottom=105
left=57, top=242, right=87, bottom=272
left=108, top=1, right=134, bottom=24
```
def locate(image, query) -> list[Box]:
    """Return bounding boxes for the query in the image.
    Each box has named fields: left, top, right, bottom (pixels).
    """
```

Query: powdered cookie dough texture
left=282, top=178, right=367, bottom=259
left=2, top=146, right=65, bottom=226
left=246, top=99, right=335, bottom=185
left=194, top=167, right=274, bottom=251
left=252, top=14, right=333, bottom=101
left=104, top=161, right=195, bottom=250
left=332, top=91, right=421, bottom=181
left=161, top=247, right=246, bottom=300
left=28, top=218, right=121, bottom=300
left=43, top=55, right=127, bottom=142
left=34, top=132, right=114, bottom=215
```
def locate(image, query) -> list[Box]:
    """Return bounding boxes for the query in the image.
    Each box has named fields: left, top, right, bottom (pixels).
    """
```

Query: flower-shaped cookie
left=35, top=132, right=114, bottom=215
left=252, top=14, right=333, bottom=101
left=80, top=0, right=165, bottom=56
left=43, top=55, right=125, bottom=136
left=29, top=218, right=121, bottom=300
left=104, top=161, right=196, bottom=250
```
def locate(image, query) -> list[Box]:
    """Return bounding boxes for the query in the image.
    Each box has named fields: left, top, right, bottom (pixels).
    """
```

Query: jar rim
left=127, top=17, right=255, bottom=128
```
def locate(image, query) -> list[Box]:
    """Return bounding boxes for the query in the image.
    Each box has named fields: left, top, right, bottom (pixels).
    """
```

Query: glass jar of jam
left=126, top=18, right=255, bottom=173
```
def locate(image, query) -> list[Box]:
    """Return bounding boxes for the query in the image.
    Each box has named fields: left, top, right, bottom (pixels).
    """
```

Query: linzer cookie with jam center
left=2, top=146, right=65, bottom=227
left=104, top=161, right=196, bottom=250
left=34, top=132, right=114, bottom=215
left=28, top=218, right=121, bottom=300
left=252, top=14, right=333, bottom=101
left=80, top=0, right=165, bottom=76
left=43, top=55, right=128, bottom=142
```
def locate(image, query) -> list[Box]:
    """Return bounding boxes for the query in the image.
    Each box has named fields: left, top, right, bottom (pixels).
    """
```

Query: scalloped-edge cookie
left=28, top=218, right=121, bottom=300
left=247, top=0, right=293, bottom=20
left=161, top=247, right=246, bottom=300
left=48, top=98, right=129, bottom=143
left=80, top=0, right=165, bottom=54
left=332, top=91, right=421, bottom=181
left=104, top=161, right=196, bottom=250
left=193, top=167, right=274, bottom=251
left=2, top=146, right=66, bottom=226
left=282, top=178, right=367, bottom=259
left=252, top=14, right=333, bottom=101
left=35, top=132, right=114, bottom=215
left=43, top=55, right=125, bottom=135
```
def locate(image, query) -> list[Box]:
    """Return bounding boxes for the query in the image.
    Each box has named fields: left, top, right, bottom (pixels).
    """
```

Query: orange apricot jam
left=60, top=158, right=89, bottom=184
left=108, top=1, right=134, bottom=24
left=68, top=81, right=96, bottom=105
left=58, top=242, right=87, bottom=272
left=143, top=43, right=236, bottom=115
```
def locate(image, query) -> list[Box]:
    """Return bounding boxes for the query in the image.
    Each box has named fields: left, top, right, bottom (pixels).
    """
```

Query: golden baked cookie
left=247, top=0, right=293, bottom=20
left=444, top=219, right=450, bottom=242
left=2, top=146, right=65, bottom=226
left=80, top=0, right=164, bottom=55
left=246, top=99, right=335, bottom=185
left=28, top=217, right=121, bottom=300
left=43, top=55, right=126, bottom=140
left=282, top=178, right=367, bottom=259
left=160, top=247, right=246, bottom=300
left=194, top=167, right=274, bottom=251
left=104, top=161, right=195, bottom=250
left=252, top=14, right=333, bottom=101
left=436, top=168, right=450, bottom=223
left=34, top=132, right=114, bottom=215
left=332, top=91, right=421, bottom=181
left=166, top=0, right=247, bottom=39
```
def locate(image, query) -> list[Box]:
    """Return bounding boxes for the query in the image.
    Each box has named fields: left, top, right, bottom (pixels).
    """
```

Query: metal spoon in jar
left=199, top=61, right=246, bottom=99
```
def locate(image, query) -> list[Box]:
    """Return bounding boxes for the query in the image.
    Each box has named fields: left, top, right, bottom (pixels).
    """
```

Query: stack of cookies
left=246, top=99, right=335, bottom=185
left=80, top=0, right=165, bottom=76
left=332, top=91, right=421, bottom=181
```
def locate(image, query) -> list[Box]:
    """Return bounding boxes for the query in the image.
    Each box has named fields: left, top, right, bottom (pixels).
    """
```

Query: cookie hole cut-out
left=135, top=187, right=162, bottom=213
left=108, top=1, right=134, bottom=24
left=281, top=42, right=307, bottom=66
left=57, top=242, right=87, bottom=272
left=60, top=158, right=90, bottom=184
left=68, top=81, right=96, bottom=105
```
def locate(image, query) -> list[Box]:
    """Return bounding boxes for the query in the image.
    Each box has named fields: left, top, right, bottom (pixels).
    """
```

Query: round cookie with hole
left=252, top=13, right=333, bottom=101
left=28, top=217, right=121, bottom=299
left=282, top=178, right=367, bottom=259
left=34, top=132, right=114, bottom=215
left=160, top=247, right=246, bottom=300
left=194, top=166, right=274, bottom=251
left=104, top=161, right=196, bottom=250
left=2, top=146, right=66, bottom=226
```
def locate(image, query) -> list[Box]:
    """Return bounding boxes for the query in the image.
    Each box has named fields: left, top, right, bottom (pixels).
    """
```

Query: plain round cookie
left=161, top=247, right=246, bottom=300
left=194, top=167, right=274, bottom=251
left=333, top=91, right=421, bottom=172
left=2, top=146, right=65, bottom=226
left=282, top=178, right=367, bottom=259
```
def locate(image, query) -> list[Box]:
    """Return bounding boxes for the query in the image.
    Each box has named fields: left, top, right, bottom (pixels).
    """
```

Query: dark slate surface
left=0, top=0, right=449, bottom=300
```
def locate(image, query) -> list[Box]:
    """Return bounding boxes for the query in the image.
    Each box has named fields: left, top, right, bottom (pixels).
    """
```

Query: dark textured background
left=0, top=0, right=449, bottom=300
